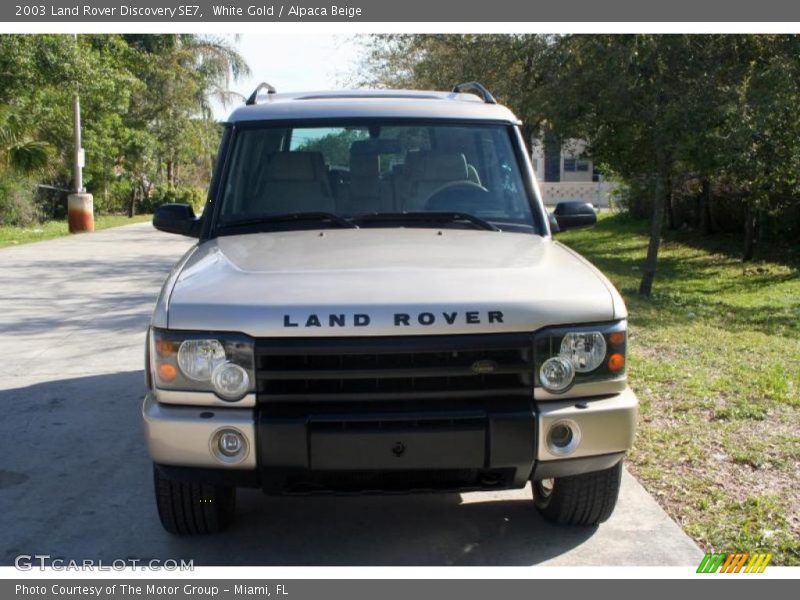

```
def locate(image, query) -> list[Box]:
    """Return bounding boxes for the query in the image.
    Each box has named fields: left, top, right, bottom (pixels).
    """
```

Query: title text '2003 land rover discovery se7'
left=143, top=82, right=638, bottom=534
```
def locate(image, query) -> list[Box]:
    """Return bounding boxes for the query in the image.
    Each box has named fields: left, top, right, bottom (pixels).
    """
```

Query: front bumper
left=143, top=387, right=638, bottom=489
left=536, top=387, right=638, bottom=461
left=142, top=394, right=257, bottom=469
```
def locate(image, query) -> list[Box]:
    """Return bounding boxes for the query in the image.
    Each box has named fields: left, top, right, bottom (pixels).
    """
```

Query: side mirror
left=153, top=203, right=200, bottom=237
left=551, top=201, right=597, bottom=232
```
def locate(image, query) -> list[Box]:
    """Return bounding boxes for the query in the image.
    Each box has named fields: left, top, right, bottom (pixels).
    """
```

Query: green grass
left=0, top=213, right=152, bottom=249
left=559, top=213, right=800, bottom=565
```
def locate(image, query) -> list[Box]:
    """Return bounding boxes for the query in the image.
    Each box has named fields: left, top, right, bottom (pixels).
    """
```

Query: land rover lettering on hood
left=142, top=83, right=638, bottom=535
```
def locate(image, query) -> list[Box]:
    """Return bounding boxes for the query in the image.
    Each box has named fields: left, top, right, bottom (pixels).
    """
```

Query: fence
left=538, top=181, right=618, bottom=208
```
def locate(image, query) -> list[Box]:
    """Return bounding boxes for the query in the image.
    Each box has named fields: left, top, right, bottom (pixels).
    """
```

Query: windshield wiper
left=218, top=212, right=358, bottom=230
left=354, top=211, right=500, bottom=232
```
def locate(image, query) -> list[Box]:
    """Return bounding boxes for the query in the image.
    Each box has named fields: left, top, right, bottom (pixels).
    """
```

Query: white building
left=530, top=137, right=617, bottom=208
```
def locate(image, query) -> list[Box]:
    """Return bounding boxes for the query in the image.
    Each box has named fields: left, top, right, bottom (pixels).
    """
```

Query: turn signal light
left=156, top=339, right=177, bottom=356
left=608, top=353, right=625, bottom=373
left=608, top=331, right=626, bottom=347
left=158, top=363, right=178, bottom=382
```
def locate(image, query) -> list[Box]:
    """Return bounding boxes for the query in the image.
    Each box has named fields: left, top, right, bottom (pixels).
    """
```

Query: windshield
left=216, top=121, right=538, bottom=233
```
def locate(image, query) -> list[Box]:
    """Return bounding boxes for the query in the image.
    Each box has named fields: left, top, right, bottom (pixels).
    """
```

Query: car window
left=218, top=122, right=536, bottom=231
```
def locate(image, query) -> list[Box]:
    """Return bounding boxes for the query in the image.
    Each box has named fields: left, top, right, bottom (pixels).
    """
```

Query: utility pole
left=73, top=85, right=82, bottom=193
left=67, top=33, right=94, bottom=233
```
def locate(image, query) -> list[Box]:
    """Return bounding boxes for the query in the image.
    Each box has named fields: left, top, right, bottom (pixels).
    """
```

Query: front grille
left=255, top=333, right=534, bottom=402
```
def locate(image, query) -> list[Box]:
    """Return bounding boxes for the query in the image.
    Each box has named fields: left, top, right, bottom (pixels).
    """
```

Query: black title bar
left=5, top=0, right=800, bottom=22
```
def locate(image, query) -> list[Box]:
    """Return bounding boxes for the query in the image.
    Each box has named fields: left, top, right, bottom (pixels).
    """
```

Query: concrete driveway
left=0, top=223, right=702, bottom=566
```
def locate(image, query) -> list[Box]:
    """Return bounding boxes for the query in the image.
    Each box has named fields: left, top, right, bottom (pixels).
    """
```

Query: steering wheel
left=424, top=180, right=489, bottom=207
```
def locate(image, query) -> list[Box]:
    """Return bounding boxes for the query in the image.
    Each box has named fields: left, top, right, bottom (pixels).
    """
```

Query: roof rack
left=246, top=82, right=277, bottom=105
left=452, top=81, right=497, bottom=104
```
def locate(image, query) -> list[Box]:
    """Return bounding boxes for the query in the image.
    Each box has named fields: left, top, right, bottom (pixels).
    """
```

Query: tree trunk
left=167, top=160, right=175, bottom=187
left=521, top=124, right=535, bottom=155
left=757, top=209, right=767, bottom=244
left=743, top=204, right=757, bottom=261
left=665, top=186, right=676, bottom=230
left=699, top=178, right=713, bottom=235
left=639, top=152, right=670, bottom=297
left=129, top=186, right=137, bottom=218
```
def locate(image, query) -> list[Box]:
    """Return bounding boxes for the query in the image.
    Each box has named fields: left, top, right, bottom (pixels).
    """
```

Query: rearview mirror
left=551, top=201, right=597, bottom=232
left=153, top=203, right=200, bottom=237
left=351, top=138, right=402, bottom=155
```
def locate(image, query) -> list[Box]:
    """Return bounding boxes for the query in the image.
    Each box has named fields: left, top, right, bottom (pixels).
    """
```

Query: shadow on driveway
left=0, top=371, right=597, bottom=566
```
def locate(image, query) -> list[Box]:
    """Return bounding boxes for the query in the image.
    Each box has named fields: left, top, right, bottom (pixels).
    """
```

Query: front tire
left=532, top=461, right=622, bottom=526
left=153, top=465, right=236, bottom=534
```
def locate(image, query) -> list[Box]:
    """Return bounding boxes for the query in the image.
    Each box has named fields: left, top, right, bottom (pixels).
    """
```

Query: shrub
left=615, top=176, right=654, bottom=219
left=142, top=185, right=206, bottom=214
left=0, top=176, right=41, bottom=226
left=91, top=179, right=134, bottom=215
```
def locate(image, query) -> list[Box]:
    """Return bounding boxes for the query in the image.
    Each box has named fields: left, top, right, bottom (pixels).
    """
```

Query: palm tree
left=123, top=34, right=251, bottom=117
left=0, top=108, right=50, bottom=175
left=179, top=35, right=251, bottom=116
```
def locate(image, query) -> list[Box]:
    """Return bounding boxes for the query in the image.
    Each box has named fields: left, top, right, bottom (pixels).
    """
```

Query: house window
left=564, top=157, right=591, bottom=174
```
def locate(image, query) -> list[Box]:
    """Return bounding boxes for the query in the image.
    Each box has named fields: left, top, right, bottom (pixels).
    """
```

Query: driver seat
left=401, top=151, right=470, bottom=211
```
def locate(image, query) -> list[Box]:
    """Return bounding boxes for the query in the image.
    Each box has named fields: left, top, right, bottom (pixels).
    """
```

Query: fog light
left=211, top=428, right=248, bottom=463
left=547, top=419, right=581, bottom=455
left=219, top=431, right=243, bottom=456
left=211, top=362, right=250, bottom=401
left=539, top=356, right=575, bottom=393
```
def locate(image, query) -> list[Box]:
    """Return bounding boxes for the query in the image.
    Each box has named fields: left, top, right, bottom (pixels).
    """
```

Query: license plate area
left=309, top=413, right=486, bottom=470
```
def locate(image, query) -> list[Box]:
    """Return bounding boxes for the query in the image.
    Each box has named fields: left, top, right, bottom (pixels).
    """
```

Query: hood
left=165, top=228, right=624, bottom=337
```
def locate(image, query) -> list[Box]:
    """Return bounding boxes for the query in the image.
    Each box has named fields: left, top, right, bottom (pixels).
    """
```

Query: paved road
left=0, top=223, right=703, bottom=566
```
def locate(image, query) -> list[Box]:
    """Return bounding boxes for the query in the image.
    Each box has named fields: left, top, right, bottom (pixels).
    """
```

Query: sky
left=211, top=34, right=365, bottom=121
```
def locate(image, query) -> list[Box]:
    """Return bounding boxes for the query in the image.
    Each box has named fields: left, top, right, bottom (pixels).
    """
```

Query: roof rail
left=246, top=82, right=277, bottom=105
left=452, top=81, right=497, bottom=104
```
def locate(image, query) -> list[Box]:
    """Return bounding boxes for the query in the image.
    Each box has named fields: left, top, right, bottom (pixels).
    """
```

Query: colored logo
left=697, top=552, right=772, bottom=573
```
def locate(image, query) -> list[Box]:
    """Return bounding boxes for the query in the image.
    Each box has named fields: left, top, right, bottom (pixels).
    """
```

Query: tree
left=0, top=109, right=50, bottom=175
left=122, top=34, right=249, bottom=190
left=0, top=34, right=250, bottom=223
left=360, top=34, right=800, bottom=288
left=361, top=35, right=705, bottom=294
left=530, top=36, right=762, bottom=295
left=720, top=36, right=800, bottom=260
left=357, top=34, right=550, bottom=146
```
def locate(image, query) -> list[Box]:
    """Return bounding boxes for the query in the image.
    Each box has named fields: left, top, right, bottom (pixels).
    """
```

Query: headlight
left=177, top=339, right=227, bottom=381
left=151, top=328, right=255, bottom=402
left=535, top=321, right=626, bottom=393
left=211, top=362, right=251, bottom=400
left=560, top=331, right=607, bottom=373
left=539, top=356, right=575, bottom=392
